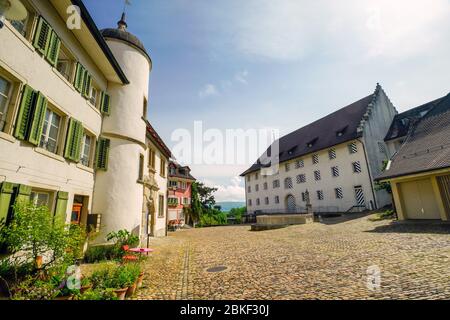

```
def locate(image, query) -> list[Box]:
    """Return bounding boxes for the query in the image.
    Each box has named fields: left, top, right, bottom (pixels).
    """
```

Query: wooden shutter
left=100, top=92, right=111, bottom=115
left=27, top=92, right=48, bottom=146
left=0, top=182, right=14, bottom=225
left=54, top=191, right=69, bottom=223
left=64, top=118, right=83, bottom=162
left=14, top=85, right=36, bottom=140
left=74, top=63, right=85, bottom=92
left=95, top=138, right=110, bottom=171
left=46, top=30, right=61, bottom=67
left=33, top=16, right=52, bottom=55
left=82, top=71, right=92, bottom=99
left=15, top=185, right=32, bottom=204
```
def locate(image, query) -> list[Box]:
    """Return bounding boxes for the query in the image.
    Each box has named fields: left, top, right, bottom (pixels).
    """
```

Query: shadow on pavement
left=366, top=221, right=450, bottom=234
left=317, top=212, right=373, bottom=225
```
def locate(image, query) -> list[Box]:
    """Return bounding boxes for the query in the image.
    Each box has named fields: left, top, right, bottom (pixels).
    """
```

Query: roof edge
left=71, top=0, right=129, bottom=85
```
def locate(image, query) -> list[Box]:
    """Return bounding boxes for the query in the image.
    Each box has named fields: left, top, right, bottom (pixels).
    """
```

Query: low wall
left=256, top=214, right=314, bottom=226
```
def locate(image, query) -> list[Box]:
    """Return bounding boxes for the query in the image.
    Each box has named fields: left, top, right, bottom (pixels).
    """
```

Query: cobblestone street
left=135, top=214, right=450, bottom=300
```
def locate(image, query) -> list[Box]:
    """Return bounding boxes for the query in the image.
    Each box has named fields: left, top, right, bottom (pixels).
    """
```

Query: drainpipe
left=357, top=138, right=378, bottom=210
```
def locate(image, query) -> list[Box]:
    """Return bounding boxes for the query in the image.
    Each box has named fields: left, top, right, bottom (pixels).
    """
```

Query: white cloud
left=234, top=70, right=249, bottom=84
left=202, top=176, right=245, bottom=202
left=210, top=0, right=450, bottom=62
left=198, top=84, right=219, bottom=98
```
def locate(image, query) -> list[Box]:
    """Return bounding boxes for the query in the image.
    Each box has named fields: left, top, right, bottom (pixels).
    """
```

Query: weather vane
left=123, top=0, right=131, bottom=13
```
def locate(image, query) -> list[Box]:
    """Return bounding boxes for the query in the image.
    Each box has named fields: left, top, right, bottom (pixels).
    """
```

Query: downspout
left=357, top=138, right=378, bottom=210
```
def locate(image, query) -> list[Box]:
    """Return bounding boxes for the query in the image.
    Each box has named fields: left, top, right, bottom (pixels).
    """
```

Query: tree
left=187, top=182, right=203, bottom=226
left=195, top=182, right=218, bottom=208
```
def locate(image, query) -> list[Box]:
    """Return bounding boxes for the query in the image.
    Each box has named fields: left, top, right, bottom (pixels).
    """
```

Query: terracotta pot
left=35, top=256, right=43, bottom=269
left=80, top=285, right=92, bottom=294
left=137, top=272, right=145, bottom=288
left=114, top=288, right=128, bottom=300
left=126, top=283, right=137, bottom=298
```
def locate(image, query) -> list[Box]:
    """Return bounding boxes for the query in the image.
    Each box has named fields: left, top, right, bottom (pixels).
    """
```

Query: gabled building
left=377, top=93, right=450, bottom=221
left=0, top=0, right=166, bottom=245
left=143, top=121, right=171, bottom=238
left=167, top=161, right=196, bottom=225
left=384, top=96, right=446, bottom=157
left=241, top=84, right=397, bottom=214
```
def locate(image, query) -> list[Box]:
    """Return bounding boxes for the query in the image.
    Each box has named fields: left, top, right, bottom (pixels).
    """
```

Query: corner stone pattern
left=135, top=215, right=450, bottom=300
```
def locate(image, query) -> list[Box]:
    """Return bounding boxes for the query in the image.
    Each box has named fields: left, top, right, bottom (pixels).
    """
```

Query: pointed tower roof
left=100, top=11, right=151, bottom=63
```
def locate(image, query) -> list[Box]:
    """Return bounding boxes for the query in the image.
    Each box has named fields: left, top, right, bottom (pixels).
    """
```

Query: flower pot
left=80, top=285, right=92, bottom=294
left=114, top=288, right=128, bottom=300
left=126, top=283, right=137, bottom=298
left=137, top=272, right=145, bottom=288
left=35, top=256, right=43, bottom=269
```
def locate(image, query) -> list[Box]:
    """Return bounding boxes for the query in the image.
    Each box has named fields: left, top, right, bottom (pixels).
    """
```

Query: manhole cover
left=206, top=266, right=228, bottom=273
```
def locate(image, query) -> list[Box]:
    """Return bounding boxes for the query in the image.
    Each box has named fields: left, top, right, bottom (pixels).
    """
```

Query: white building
left=241, top=84, right=397, bottom=214
left=0, top=0, right=168, bottom=245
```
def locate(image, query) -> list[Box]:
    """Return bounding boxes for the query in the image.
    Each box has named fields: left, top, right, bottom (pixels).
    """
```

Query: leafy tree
left=195, top=182, right=218, bottom=208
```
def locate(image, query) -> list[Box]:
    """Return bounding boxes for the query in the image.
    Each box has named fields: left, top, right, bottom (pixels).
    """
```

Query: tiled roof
left=169, top=161, right=196, bottom=181
left=145, top=121, right=172, bottom=159
left=240, top=92, right=378, bottom=176
left=384, top=97, right=445, bottom=142
left=377, top=93, right=450, bottom=180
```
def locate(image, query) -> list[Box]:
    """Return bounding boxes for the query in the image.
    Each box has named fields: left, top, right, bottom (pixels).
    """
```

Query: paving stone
left=134, top=215, right=450, bottom=300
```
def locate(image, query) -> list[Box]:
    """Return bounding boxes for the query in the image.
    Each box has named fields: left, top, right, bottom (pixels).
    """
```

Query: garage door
left=399, top=178, right=441, bottom=220
left=437, top=175, right=450, bottom=216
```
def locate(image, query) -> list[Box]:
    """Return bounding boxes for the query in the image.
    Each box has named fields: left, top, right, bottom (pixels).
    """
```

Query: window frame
left=0, top=75, right=13, bottom=133
left=39, top=106, right=64, bottom=155
left=7, top=0, right=37, bottom=42
left=80, top=131, right=94, bottom=167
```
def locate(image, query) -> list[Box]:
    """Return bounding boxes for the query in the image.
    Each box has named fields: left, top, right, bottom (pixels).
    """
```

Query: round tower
left=93, top=13, right=152, bottom=242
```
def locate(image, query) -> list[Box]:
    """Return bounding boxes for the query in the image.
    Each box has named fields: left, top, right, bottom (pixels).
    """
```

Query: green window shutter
left=33, top=16, right=52, bottom=55
left=64, top=118, right=83, bottom=162
left=0, top=182, right=14, bottom=225
left=15, top=185, right=32, bottom=204
left=54, top=191, right=69, bottom=223
left=82, top=71, right=92, bottom=99
left=74, top=63, right=85, bottom=92
left=14, top=85, right=36, bottom=140
left=27, top=92, right=48, bottom=146
left=46, top=31, right=61, bottom=67
left=100, top=92, right=111, bottom=115
left=95, top=138, right=110, bottom=171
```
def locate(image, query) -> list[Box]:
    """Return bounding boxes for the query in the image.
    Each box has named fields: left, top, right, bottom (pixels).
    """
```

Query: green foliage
left=90, top=263, right=141, bottom=290
left=369, top=210, right=395, bottom=221
left=228, top=207, right=246, bottom=224
left=195, top=182, right=218, bottom=208
left=189, top=182, right=203, bottom=224
left=84, top=245, right=117, bottom=263
left=375, top=160, right=392, bottom=194
left=197, top=208, right=228, bottom=227
left=11, top=276, right=60, bottom=300
left=0, top=201, right=85, bottom=273
left=106, top=229, right=139, bottom=258
left=78, top=288, right=118, bottom=300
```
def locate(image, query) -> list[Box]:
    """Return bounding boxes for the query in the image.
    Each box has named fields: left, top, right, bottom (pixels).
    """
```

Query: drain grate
left=206, top=266, right=228, bottom=273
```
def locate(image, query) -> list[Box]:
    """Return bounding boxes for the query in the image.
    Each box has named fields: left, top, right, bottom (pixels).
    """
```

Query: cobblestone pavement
left=135, top=215, right=450, bottom=300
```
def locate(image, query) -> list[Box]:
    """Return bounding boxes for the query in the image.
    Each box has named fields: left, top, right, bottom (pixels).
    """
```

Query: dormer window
left=336, top=125, right=348, bottom=137
left=306, top=138, right=318, bottom=148
left=287, top=146, right=297, bottom=156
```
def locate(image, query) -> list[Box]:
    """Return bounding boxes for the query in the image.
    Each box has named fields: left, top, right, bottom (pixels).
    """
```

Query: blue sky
left=84, top=0, right=450, bottom=202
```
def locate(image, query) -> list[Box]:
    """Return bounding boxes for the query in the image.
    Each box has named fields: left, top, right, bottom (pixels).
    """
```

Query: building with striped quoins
left=241, top=84, right=397, bottom=214
left=0, top=0, right=170, bottom=245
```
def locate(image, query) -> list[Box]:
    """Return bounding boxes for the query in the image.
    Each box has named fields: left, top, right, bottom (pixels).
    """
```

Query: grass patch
left=369, top=210, right=395, bottom=221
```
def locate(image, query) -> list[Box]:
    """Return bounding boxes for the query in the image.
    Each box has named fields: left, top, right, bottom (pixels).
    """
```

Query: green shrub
left=78, top=288, right=118, bottom=300
left=369, top=210, right=395, bottom=221
left=0, top=201, right=85, bottom=273
left=89, top=263, right=141, bottom=290
left=84, top=245, right=117, bottom=263
left=11, top=276, right=60, bottom=300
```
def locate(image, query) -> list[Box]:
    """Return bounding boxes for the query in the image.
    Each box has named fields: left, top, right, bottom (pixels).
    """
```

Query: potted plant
left=78, top=288, right=118, bottom=300
left=124, top=264, right=141, bottom=298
